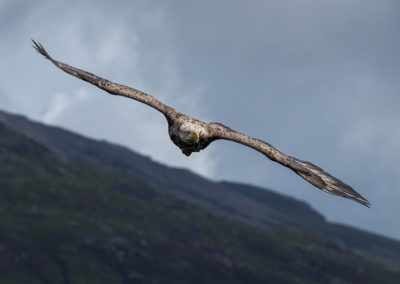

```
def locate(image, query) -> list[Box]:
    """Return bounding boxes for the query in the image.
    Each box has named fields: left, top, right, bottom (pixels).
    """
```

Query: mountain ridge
left=1, top=109, right=399, bottom=277
left=0, top=109, right=324, bottom=228
left=1, top=109, right=400, bottom=283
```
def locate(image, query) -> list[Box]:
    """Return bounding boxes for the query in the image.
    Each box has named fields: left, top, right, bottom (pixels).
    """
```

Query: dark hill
left=0, top=109, right=399, bottom=283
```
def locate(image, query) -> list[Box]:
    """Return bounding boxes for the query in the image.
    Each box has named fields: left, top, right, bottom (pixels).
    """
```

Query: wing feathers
left=32, top=40, right=173, bottom=116
left=210, top=123, right=370, bottom=207
left=290, top=159, right=370, bottom=207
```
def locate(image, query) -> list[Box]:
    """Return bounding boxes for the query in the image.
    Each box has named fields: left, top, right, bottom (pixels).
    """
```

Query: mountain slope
left=0, top=109, right=399, bottom=283
left=0, top=110, right=326, bottom=230
left=1, top=110, right=399, bottom=254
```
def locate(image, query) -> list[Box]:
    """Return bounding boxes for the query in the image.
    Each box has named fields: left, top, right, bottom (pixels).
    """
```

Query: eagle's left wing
left=32, top=40, right=175, bottom=118
left=210, top=123, right=370, bottom=207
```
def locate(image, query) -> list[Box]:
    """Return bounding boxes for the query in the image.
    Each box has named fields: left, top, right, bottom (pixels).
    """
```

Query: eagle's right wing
left=210, top=122, right=370, bottom=207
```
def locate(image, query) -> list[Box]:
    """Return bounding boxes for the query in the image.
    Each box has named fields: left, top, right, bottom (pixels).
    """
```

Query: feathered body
left=32, top=40, right=370, bottom=207
left=167, top=113, right=213, bottom=154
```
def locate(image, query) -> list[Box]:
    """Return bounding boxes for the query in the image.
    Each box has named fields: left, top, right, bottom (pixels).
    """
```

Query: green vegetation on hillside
left=0, top=123, right=399, bottom=283
left=1, top=114, right=400, bottom=283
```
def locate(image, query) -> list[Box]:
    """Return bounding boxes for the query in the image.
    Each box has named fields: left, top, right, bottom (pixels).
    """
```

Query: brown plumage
left=32, top=40, right=370, bottom=207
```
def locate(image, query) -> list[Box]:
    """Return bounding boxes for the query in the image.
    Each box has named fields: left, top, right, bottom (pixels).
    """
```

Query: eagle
left=32, top=40, right=370, bottom=207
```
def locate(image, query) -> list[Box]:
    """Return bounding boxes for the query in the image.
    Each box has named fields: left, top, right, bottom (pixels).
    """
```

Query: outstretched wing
left=32, top=40, right=174, bottom=117
left=210, top=123, right=370, bottom=207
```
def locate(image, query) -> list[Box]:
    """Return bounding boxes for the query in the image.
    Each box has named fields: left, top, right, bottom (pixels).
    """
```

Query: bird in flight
left=32, top=40, right=370, bottom=207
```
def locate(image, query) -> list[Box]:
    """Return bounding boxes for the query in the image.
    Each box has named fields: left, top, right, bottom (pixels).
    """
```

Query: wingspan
left=210, top=123, right=370, bottom=207
left=32, top=40, right=174, bottom=117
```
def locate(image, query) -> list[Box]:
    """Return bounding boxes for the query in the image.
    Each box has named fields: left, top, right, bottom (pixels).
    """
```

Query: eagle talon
left=181, top=149, right=192, bottom=156
left=186, top=131, right=199, bottom=143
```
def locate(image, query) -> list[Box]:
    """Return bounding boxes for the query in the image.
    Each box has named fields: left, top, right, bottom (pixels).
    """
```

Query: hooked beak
left=186, top=131, right=199, bottom=143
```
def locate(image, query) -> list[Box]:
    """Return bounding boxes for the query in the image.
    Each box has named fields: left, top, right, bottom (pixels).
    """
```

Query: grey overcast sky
left=1, top=0, right=399, bottom=239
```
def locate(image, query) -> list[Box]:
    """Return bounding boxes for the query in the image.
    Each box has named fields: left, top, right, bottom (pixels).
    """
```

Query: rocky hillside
left=0, top=109, right=399, bottom=283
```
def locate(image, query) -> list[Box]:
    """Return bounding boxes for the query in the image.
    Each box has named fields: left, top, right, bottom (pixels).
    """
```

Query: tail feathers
left=290, top=159, right=371, bottom=207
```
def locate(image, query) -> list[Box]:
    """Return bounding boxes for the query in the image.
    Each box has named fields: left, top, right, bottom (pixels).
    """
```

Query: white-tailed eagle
left=32, top=40, right=370, bottom=207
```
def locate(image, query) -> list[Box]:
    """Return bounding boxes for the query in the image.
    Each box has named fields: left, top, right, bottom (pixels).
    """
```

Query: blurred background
left=1, top=0, right=399, bottom=245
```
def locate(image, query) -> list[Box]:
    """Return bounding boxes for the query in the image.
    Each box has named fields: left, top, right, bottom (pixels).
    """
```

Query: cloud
left=40, top=88, right=90, bottom=124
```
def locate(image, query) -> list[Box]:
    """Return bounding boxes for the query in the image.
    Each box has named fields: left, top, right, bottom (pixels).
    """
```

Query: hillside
left=0, top=109, right=399, bottom=283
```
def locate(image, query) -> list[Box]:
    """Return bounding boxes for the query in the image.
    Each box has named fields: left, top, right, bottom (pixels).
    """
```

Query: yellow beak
left=187, top=131, right=199, bottom=143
